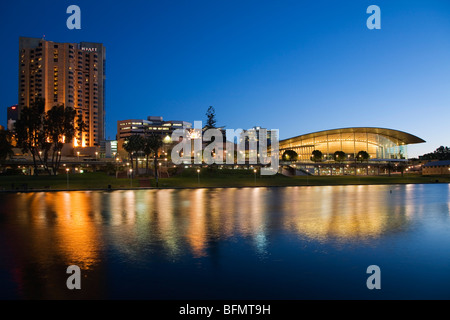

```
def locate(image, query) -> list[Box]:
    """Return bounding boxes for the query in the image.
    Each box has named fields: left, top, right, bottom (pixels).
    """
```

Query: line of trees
left=123, top=134, right=163, bottom=181
left=310, top=150, right=370, bottom=162
left=282, top=149, right=371, bottom=163
left=13, top=98, right=81, bottom=175
left=420, top=146, right=450, bottom=161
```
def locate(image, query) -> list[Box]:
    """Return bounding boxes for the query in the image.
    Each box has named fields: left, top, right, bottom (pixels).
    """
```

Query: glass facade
left=279, top=128, right=422, bottom=162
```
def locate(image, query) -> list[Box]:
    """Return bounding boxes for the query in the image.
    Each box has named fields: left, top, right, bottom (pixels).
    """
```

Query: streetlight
left=66, top=168, right=70, bottom=189
left=254, top=169, right=257, bottom=185
left=95, top=151, right=98, bottom=160
left=197, top=168, right=200, bottom=185
left=115, top=157, right=120, bottom=179
left=129, top=168, right=133, bottom=188
left=77, top=151, right=80, bottom=161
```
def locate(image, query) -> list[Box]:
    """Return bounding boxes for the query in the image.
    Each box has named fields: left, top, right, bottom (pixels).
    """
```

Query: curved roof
left=280, top=127, right=425, bottom=145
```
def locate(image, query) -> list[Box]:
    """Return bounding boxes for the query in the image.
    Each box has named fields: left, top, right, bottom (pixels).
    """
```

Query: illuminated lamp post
left=129, top=168, right=133, bottom=188
left=197, top=168, right=200, bottom=185
left=66, top=168, right=70, bottom=189
left=254, top=169, right=257, bottom=185
left=115, top=157, right=120, bottom=179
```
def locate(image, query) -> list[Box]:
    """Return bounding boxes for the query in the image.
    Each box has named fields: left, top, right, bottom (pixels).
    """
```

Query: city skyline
left=2, top=1, right=450, bottom=303
left=1, top=1, right=450, bottom=157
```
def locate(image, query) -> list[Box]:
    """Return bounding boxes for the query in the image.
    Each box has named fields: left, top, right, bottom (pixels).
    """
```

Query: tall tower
left=18, top=37, right=106, bottom=147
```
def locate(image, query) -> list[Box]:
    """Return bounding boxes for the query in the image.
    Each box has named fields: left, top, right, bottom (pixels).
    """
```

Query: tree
left=397, top=162, right=407, bottom=177
left=123, top=135, right=145, bottom=171
left=15, top=98, right=46, bottom=175
left=143, top=137, right=152, bottom=175
left=45, top=105, right=77, bottom=175
left=145, top=134, right=163, bottom=185
left=0, top=130, right=14, bottom=161
left=420, top=146, right=450, bottom=161
left=356, top=150, right=370, bottom=162
left=205, top=106, right=217, bottom=129
left=282, top=150, right=298, bottom=162
left=385, top=161, right=394, bottom=177
left=75, top=114, right=88, bottom=147
left=15, top=100, right=78, bottom=176
left=333, top=151, right=346, bottom=163
left=311, top=150, right=323, bottom=162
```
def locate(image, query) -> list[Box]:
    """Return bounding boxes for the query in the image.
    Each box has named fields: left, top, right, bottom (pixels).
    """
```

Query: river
left=1, top=184, right=449, bottom=299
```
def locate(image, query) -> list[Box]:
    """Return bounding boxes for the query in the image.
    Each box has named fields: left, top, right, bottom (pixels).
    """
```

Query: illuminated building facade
left=18, top=37, right=105, bottom=148
left=422, top=160, right=450, bottom=175
left=117, top=116, right=192, bottom=141
left=279, top=127, right=425, bottom=162
left=117, top=116, right=192, bottom=157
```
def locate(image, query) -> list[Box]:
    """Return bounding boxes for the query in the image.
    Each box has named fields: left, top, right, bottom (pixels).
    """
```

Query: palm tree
left=143, top=136, right=154, bottom=175
left=145, top=134, right=163, bottom=185
left=124, top=135, right=144, bottom=170
left=45, top=104, right=76, bottom=175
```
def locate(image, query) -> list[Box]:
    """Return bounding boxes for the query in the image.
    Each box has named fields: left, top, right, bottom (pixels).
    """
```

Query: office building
left=117, top=116, right=192, bottom=157
left=117, top=116, right=192, bottom=140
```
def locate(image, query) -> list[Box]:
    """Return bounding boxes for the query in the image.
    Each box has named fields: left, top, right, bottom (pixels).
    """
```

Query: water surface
left=1, top=184, right=450, bottom=299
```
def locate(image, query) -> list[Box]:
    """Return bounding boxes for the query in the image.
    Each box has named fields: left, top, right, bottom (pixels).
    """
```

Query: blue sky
left=1, top=0, right=450, bottom=157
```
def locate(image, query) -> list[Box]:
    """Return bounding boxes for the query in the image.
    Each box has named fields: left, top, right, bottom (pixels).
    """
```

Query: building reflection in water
left=0, top=184, right=423, bottom=299
left=2, top=191, right=105, bottom=299
left=281, top=185, right=413, bottom=242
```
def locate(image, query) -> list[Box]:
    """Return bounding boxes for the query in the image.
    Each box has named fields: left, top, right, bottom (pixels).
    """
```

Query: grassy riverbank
left=0, top=168, right=449, bottom=192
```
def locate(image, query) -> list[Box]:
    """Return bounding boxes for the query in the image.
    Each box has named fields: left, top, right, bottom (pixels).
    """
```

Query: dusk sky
left=1, top=0, right=450, bottom=157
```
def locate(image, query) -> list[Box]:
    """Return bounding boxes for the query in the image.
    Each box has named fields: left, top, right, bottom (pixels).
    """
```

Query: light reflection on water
left=1, top=184, right=450, bottom=299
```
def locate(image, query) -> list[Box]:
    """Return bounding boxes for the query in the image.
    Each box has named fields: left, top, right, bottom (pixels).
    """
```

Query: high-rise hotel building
left=18, top=37, right=105, bottom=148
